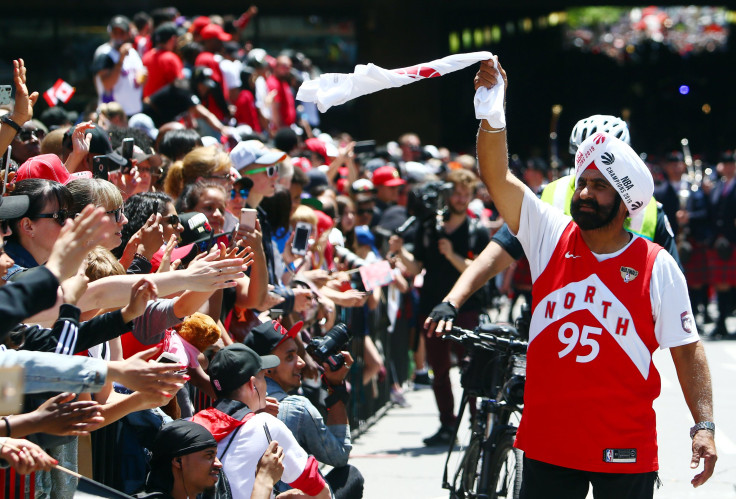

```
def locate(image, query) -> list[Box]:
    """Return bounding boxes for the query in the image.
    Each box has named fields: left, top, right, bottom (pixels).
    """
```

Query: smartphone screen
left=292, top=223, right=311, bottom=255
left=93, top=156, right=109, bottom=181
left=0, top=86, right=11, bottom=106
left=240, top=208, right=257, bottom=231
left=122, top=138, right=134, bottom=159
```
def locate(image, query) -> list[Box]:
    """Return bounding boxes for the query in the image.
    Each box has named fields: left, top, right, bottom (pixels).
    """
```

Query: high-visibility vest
left=540, top=175, right=659, bottom=241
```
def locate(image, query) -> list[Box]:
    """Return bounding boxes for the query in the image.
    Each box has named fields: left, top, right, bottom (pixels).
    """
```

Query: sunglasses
left=17, top=129, right=45, bottom=142
left=357, top=208, right=374, bottom=215
left=230, top=188, right=249, bottom=200
left=35, top=210, right=70, bottom=226
left=244, top=165, right=279, bottom=178
left=107, top=206, right=125, bottom=223
left=166, top=214, right=180, bottom=226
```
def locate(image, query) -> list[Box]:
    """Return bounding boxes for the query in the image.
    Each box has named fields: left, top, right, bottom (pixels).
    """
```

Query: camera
left=408, top=181, right=453, bottom=222
left=306, top=323, right=352, bottom=371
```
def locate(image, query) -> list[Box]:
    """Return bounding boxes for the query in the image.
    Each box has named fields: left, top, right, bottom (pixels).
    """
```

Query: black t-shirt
left=413, top=216, right=490, bottom=315
left=142, top=81, right=200, bottom=127
left=492, top=223, right=524, bottom=260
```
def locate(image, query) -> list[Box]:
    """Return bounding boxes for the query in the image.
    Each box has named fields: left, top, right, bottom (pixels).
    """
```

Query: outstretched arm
left=474, top=58, right=526, bottom=234
left=670, top=341, right=717, bottom=487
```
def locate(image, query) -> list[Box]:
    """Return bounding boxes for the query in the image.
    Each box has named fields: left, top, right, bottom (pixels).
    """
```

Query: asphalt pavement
left=350, top=320, right=736, bottom=498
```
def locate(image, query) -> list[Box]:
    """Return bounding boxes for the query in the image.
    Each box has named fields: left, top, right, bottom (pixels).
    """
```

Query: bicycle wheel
left=486, top=431, right=523, bottom=499
left=451, top=434, right=484, bottom=498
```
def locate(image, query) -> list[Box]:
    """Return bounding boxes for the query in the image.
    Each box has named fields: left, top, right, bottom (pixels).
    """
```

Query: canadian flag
left=43, top=79, right=76, bottom=107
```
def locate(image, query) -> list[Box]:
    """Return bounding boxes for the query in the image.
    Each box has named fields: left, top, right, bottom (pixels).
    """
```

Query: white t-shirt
left=514, top=188, right=697, bottom=349
left=93, top=43, right=145, bottom=115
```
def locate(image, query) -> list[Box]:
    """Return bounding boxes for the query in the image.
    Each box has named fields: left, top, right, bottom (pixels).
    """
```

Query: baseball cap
left=150, top=243, right=196, bottom=272
left=153, top=22, right=179, bottom=46
left=230, top=140, right=287, bottom=171
left=0, top=195, right=30, bottom=220
left=244, top=320, right=304, bottom=356
left=109, top=15, right=131, bottom=31
left=188, top=16, right=211, bottom=35
left=372, top=166, right=406, bottom=187
left=62, top=126, right=116, bottom=156
left=304, top=138, right=338, bottom=161
left=200, top=24, right=232, bottom=42
left=208, top=344, right=280, bottom=397
left=179, top=212, right=214, bottom=245
left=15, top=154, right=92, bottom=185
left=574, top=131, right=654, bottom=219
left=128, top=114, right=159, bottom=141
left=305, top=168, right=329, bottom=193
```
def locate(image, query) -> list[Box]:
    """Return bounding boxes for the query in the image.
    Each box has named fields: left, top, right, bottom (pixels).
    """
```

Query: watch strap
left=689, top=421, right=715, bottom=439
left=1, top=115, right=22, bottom=135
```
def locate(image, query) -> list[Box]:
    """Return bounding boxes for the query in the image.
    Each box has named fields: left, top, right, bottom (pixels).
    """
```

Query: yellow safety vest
left=540, top=175, right=658, bottom=241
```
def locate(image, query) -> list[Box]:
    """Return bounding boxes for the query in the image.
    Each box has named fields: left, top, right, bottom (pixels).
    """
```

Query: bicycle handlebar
left=443, top=324, right=528, bottom=354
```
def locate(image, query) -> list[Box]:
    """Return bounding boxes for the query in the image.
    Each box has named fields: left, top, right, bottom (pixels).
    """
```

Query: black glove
left=428, top=301, right=458, bottom=324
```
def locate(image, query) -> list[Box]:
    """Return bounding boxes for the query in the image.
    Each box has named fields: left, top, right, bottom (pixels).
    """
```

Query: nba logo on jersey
left=620, top=266, right=639, bottom=283
left=605, top=449, right=614, bottom=462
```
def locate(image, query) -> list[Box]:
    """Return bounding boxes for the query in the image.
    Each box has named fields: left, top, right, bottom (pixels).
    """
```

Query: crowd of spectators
left=0, top=6, right=735, bottom=499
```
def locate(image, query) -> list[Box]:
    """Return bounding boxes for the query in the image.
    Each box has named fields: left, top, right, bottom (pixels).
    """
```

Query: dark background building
left=2, top=1, right=736, bottom=164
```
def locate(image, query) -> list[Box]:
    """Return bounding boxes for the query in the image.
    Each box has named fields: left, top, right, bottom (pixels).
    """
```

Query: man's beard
left=570, top=196, right=621, bottom=231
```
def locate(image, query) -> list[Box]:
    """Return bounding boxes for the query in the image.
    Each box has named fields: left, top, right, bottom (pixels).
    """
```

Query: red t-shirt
left=266, top=75, right=296, bottom=127
left=233, top=89, right=262, bottom=132
left=142, top=48, right=184, bottom=98
left=515, top=222, right=662, bottom=473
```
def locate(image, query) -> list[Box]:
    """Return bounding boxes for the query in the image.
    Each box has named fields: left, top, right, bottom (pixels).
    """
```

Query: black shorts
left=520, top=456, right=658, bottom=499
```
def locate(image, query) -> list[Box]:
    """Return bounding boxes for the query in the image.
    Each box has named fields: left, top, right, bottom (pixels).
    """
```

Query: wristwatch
left=1, top=115, right=23, bottom=135
left=689, top=421, right=715, bottom=439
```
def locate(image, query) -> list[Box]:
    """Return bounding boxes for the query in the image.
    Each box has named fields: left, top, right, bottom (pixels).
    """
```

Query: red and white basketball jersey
left=514, top=222, right=662, bottom=473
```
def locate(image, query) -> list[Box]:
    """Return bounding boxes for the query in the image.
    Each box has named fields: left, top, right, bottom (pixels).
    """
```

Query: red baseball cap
left=200, top=24, right=232, bottom=42
left=244, top=319, right=304, bottom=355
left=15, top=154, right=92, bottom=185
left=150, top=243, right=197, bottom=272
left=189, top=16, right=211, bottom=35
left=304, top=138, right=338, bottom=161
left=371, top=166, right=406, bottom=187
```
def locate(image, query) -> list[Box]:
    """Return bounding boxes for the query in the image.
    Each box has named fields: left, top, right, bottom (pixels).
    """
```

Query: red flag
left=43, top=79, right=76, bottom=107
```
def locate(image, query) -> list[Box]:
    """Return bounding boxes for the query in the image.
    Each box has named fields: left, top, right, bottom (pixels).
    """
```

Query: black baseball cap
left=208, top=344, right=279, bottom=397
left=244, top=320, right=304, bottom=356
left=0, top=195, right=30, bottom=221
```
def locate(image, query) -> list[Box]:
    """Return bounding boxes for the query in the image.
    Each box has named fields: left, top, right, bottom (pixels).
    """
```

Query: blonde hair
left=98, top=102, right=126, bottom=122
left=164, top=145, right=231, bottom=199
left=290, top=205, right=318, bottom=228
left=177, top=312, right=221, bottom=352
left=85, top=247, right=125, bottom=282
left=66, top=178, right=124, bottom=213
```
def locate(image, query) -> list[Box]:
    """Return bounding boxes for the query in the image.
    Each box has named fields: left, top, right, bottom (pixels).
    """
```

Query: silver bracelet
left=478, top=124, right=506, bottom=134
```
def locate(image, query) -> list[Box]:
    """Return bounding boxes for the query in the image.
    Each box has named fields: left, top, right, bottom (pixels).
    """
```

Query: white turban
left=574, top=131, right=653, bottom=219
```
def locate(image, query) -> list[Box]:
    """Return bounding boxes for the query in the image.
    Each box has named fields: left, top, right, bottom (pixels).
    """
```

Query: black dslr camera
left=306, top=323, right=352, bottom=371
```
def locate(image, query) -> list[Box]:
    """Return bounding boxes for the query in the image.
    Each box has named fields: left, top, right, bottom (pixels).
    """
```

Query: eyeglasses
left=17, top=129, right=45, bottom=142
left=35, top=210, right=70, bottom=226
left=230, top=188, right=249, bottom=200
left=244, top=165, right=279, bottom=178
left=107, top=206, right=125, bottom=223
left=166, top=214, right=180, bottom=226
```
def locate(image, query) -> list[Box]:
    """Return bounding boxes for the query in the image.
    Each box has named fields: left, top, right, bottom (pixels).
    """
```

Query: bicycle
left=442, top=309, right=529, bottom=499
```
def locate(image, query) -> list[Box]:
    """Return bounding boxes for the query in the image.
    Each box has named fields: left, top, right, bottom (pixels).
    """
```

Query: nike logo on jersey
left=565, top=252, right=581, bottom=259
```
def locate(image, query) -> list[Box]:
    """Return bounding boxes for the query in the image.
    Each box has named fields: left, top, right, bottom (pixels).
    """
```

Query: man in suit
left=654, top=151, right=686, bottom=237
left=708, top=151, right=736, bottom=337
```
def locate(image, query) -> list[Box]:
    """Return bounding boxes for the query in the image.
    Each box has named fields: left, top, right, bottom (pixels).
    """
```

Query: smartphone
left=1, top=145, right=11, bottom=196
left=121, top=138, right=134, bottom=174
left=353, top=140, right=376, bottom=155
left=93, top=156, right=110, bottom=181
left=263, top=422, right=272, bottom=443
left=0, top=85, right=11, bottom=106
left=291, top=222, right=312, bottom=256
left=240, top=208, right=257, bottom=231
left=156, top=351, right=180, bottom=364
left=0, top=366, right=24, bottom=416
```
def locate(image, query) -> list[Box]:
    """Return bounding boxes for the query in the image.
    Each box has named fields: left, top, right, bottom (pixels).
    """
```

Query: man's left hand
left=690, top=430, right=717, bottom=487
left=322, top=352, right=353, bottom=385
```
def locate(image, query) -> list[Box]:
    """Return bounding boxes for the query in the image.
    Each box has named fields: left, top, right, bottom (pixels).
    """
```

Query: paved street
left=351, top=338, right=736, bottom=498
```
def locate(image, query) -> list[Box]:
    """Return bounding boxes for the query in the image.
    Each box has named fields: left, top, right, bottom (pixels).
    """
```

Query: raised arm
left=474, top=58, right=526, bottom=234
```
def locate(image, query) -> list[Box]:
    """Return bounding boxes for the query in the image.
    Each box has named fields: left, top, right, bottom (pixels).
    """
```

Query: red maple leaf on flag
left=393, top=65, right=441, bottom=79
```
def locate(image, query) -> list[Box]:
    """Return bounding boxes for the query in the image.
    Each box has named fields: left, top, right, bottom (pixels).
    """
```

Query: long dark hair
left=336, top=195, right=356, bottom=251
left=176, top=179, right=226, bottom=213
left=113, top=192, right=174, bottom=258
left=260, top=186, right=292, bottom=236
left=7, top=179, right=73, bottom=243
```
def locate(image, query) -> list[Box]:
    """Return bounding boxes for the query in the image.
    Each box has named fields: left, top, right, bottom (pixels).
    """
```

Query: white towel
left=296, top=51, right=505, bottom=129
